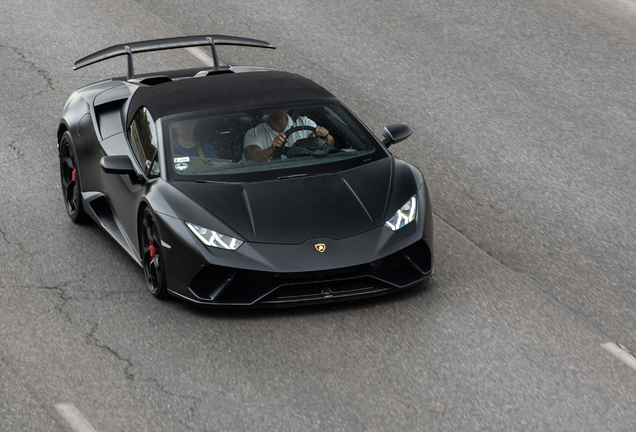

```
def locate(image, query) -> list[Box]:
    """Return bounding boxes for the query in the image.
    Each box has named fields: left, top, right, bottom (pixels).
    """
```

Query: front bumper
left=180, top=238, right=432, bottom=306
left=155, top=185, right=433, bottom=307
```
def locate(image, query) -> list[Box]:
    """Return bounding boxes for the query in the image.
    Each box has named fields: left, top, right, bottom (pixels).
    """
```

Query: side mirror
left=382, top=123, right=412, bottom=148
left=100, top=155, right=143, bottom=183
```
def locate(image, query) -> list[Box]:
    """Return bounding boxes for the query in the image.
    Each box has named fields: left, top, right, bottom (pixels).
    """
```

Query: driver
left=243, top=109, right=335, bottom=162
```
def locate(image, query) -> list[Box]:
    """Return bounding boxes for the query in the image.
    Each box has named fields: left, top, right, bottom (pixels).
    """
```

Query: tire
left=141, top=207, right=169, bottom=299
left=59, top=132, right=89, bottom=223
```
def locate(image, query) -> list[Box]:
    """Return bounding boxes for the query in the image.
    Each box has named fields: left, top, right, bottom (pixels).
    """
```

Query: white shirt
left=243, top=115, right=317, bottom=160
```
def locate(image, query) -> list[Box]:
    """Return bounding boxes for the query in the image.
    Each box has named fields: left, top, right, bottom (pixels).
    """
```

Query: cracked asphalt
left=2, top=0, right=636, bottom=430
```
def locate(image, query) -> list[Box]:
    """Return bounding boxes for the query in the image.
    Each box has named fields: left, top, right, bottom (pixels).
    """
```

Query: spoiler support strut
left=206, top=37, right=219, bottom=70
left=124, top=46, right=134, bottom=80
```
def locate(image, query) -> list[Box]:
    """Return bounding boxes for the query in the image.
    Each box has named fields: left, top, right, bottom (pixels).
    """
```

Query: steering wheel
left=273, top=125, right=327, bottom=158
left=284, top=125, right=317, bottom=140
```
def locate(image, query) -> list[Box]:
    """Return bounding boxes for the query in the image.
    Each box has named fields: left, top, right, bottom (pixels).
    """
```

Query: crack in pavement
left=85, top=321, right=136, bottom=382
left=0, top=141, right=25, bottom=166
left=0, top=225, right=28, bottom=254
left=2, top=45, right=55, bottom=91
left=2, top=277, right=201, bottom=428
left=7, top=278, right=199, bottom=425
left=0, top=226, right=10, bottom=245
left=82, top=321, right=203, bottom=426
left=36, top=281, right=75, bottom=322
left=7, top=278, right=86, bottom=322
left=15, top=277, right=135, bottom=382
left=143, top=376, right=201, bottom=430
left=8, top=141, right=24, bottom=158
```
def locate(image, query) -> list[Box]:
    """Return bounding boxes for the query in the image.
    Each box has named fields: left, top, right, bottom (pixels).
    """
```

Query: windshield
left=163, top=101, right=386, bottom=181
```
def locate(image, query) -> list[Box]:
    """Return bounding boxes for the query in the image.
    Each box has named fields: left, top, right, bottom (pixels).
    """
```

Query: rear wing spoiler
left=73, top=34, right=275, bottom=79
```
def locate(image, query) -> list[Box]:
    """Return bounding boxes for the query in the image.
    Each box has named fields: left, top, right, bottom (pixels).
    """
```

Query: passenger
left=171, top=119, right=218, bottom=159
left=243, top=109, right=334, bottom=162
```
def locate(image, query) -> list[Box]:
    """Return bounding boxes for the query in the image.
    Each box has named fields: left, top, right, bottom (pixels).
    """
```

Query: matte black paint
left=126, top=71, right=335, bottom=126
left=58, top=36, right=433, bottom=306
left=173, top=158, right=394, bottom=244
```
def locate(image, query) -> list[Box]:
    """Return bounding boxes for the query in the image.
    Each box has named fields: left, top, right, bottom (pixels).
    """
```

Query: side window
left=129, top=107, right=160, bottom=177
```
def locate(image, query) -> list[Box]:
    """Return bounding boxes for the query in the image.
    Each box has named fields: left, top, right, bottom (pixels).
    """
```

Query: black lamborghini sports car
left=57, top=35, right=433, bottom=306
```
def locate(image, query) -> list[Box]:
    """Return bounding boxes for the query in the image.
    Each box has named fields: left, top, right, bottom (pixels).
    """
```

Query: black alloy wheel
left=141, top=208, right=169, bottom=299
left=59, top=132, right=88, bottom=223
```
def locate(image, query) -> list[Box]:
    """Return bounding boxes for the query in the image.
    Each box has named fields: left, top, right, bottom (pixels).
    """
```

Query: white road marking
left=55, top=403, right=98, bottom=432
left=601, top=343, right=636, bottom=372
left=186, top=47, right=215, bottom=68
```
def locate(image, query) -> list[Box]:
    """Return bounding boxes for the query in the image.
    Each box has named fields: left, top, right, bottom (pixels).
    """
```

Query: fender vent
left=94, top=100, right=125, bottom=140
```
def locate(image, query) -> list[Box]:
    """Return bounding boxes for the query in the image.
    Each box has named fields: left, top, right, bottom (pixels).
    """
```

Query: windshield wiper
left=276, top=173, right=319, bottom=180
left=276, top=171, right=340, bottom=180
left=193, top=179, right=244, bottom=184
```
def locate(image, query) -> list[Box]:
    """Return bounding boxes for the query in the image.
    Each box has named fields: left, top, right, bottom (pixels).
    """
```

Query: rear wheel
left=141, top=208, right=169, bottom=299
left=59, top=132, right=88, bottom=223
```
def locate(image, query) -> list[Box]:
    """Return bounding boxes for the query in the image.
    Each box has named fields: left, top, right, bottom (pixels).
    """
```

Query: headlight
left=186, top=222, right=244, bottom=250
left=385, top=195, right=417, bottom=231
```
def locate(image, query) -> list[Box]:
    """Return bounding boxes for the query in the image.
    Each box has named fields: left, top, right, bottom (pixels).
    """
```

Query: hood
left=173, top=158, right=395, bottom=244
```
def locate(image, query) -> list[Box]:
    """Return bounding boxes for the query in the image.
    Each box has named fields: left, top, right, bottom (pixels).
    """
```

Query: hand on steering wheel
left=271, top=132, right=287, bottom=149
left=273, top=125, right=327, bottom=158
left=312, top=126, right=330, bottom=140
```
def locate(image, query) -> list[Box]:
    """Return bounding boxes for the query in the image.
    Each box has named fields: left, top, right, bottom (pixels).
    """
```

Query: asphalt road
left=1, top=0, right=636, bottom=430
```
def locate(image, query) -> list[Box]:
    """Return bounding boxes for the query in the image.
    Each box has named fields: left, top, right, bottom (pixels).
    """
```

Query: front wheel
left=141, top=208, right=169, bottom=299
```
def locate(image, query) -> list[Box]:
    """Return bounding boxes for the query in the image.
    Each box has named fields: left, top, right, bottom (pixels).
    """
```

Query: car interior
left=172, top=105, right=370, bottom=162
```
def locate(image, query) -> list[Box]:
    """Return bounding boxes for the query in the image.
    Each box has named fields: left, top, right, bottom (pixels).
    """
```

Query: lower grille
left=188, top=240, right=432, bottom=305
left=263, top=278, right=389, bottom=305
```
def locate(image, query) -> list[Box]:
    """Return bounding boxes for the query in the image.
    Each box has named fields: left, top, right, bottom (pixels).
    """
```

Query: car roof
left=126, top=70, right=336, bottom=124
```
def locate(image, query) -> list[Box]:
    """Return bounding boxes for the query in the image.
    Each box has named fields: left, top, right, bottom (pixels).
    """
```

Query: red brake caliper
left=149, top=241, right=156, bottom=261
left=71, top=169, right=76, bottom=183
